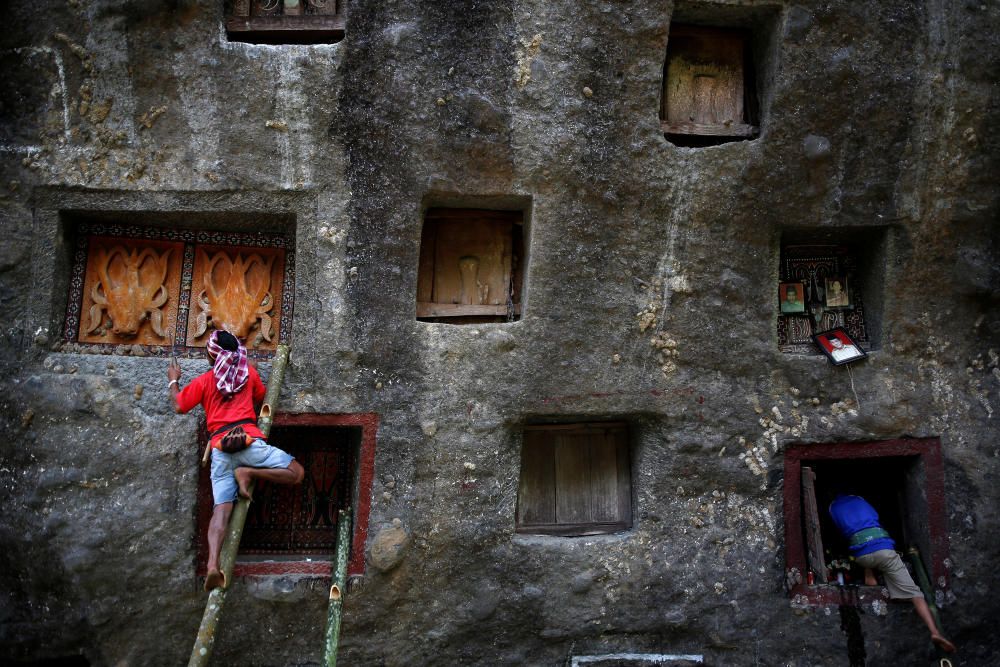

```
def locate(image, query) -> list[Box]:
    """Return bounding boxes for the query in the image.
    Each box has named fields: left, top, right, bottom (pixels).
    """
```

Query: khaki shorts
left=855, top=549, right=923, bottom=599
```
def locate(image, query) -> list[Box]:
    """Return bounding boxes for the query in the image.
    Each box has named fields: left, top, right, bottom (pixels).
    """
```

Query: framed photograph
left=779, top=282, right=806, bottom=314
left=813, top=327, right=866, bottom=365
left=824, top=276, right=851, bottom=308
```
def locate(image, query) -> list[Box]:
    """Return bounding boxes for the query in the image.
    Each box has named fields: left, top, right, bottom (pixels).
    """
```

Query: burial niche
left=416, top=208, right=524, bottom=324
left=783, top=439, right=948, bottom=607
left=777, top=230, right=887, bottom=355
left=661, top=24, right=759, bottom=146
left=516, top=422, right=632, bottom=537
left=225, top=0, right=345, bottom=45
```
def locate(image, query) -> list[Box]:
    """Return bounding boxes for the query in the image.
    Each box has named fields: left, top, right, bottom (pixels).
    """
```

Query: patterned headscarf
left=207, top=329, right=249, bottom=398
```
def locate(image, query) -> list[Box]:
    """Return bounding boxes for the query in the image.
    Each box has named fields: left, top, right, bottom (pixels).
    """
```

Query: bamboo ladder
left=187, top=345, right=353, bottom=665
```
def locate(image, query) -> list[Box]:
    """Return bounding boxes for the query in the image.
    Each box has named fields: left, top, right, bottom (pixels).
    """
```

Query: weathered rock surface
left=1, top=1, right=998, bottom=666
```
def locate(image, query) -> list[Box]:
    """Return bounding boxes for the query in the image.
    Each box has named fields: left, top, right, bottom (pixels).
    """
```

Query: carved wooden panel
left=77, top=237, right=183, bottom=346
left=416, top=208, right=523, bottom=322
left=186, top=245, right=286, bottom=351
left=241, top=425, right=354, bottom=555
left=226, top=0, right=345, bottom=45
left=65, top=222, right=295, bottom=358
left=662, top=25, right=758, bottom=139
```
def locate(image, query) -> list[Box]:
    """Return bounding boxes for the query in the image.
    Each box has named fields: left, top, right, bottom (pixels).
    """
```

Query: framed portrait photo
left=813, top=327, right=866, bottom=365
left=779, top=282, right=806, bottom=314
left=824, top=276, right=851, bottom=308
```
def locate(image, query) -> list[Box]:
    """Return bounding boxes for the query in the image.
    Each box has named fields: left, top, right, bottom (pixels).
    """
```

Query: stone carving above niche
left=189, top=247, right=284, bottom=351
left=65, top=223, right=294, bottom=358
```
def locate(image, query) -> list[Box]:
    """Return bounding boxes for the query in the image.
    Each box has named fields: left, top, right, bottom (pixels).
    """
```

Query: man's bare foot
left=234, top=467, right=253, bottom=500
left=205, top=568, right=226, bottom=592
left=931, top=634, right=956, bottom=653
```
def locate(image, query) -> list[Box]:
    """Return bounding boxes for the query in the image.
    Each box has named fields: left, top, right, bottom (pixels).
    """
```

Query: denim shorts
left=210, top=439, right=295, bottom=505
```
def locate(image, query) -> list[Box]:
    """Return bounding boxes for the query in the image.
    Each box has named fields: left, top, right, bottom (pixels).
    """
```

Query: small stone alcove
left=225, top=0, right=345, bottom=45
left=783, top=438, right=949, bottom=607
left=660, top=3, right=779, bottom=147
left=416, top=207, right=525, bottom=324
left=195, top=413, right=377, bottom=577
left=777, top=227, right=890, bottom=355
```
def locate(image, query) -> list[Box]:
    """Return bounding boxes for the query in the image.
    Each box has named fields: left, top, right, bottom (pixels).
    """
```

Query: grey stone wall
left=1, top=1, right=998, bottom=665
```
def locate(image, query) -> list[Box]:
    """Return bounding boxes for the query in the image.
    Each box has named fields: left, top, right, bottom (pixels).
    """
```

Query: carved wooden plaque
left=186, top=245, right=286, bottom=351
left=77, top=237, right=183, bottom=346
left=662, top=25, right=757, bottom=139
left=416, top=208, right=522, bottom=320
left=66, top=223, right=295, bottom=358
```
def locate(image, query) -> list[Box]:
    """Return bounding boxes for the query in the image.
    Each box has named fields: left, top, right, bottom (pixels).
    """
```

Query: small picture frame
left=824, top=276, right=851, bottom=308
left=779, top=282, right=806, bottom=314
left=813, top=327, right=867, bottom=365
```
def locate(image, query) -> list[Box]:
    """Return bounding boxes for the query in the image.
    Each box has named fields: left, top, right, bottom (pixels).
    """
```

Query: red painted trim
left=196, top=412, right=378, bottom=578
left=783, top=438, right=949, bottom=605
left=275, top=412, right=378, bottom=576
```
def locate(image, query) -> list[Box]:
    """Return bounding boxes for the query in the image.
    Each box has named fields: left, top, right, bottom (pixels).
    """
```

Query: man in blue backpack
left=829, top=493, right=956, bottom=653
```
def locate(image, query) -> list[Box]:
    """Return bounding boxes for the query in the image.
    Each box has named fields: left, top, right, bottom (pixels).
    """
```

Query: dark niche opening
left=196, top=413, right=378, bottom=577
left=783, top=439, right=949, bottom=607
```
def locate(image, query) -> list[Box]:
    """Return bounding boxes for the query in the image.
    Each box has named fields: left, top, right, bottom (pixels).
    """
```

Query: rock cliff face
left=1, top=1, right=998, bottom=665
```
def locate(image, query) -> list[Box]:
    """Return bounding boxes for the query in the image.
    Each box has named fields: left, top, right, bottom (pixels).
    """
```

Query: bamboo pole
left=907, top=547, right=944, bottom=633
left=188, top=344, right=291, bottom=667
left=323, top=508, right=352, bottom=667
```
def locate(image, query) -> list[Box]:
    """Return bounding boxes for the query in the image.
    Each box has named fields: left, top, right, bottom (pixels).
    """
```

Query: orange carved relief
left=187, top=246, right=285, bottom=350
left=78, top=238, right=182, bottom=345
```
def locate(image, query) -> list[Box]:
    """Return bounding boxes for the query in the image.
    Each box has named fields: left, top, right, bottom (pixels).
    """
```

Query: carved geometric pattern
left=240, top=427, right=354, bottom=555
left=778, top=244, right=869, bottom=354
left=65, top=222, right=294, bottom=359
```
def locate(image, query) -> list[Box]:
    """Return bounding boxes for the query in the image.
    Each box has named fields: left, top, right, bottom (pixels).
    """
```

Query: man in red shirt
left=167, top=330, right=304, bottom=592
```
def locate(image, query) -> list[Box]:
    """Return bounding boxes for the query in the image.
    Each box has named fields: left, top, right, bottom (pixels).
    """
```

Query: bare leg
left=864, top=567, right=878, bottom=587
left=234, top=460, right=305, bottom=499
left=911, top=596, right=956, bottom=653
left=205, top=502, right=233, bottom=591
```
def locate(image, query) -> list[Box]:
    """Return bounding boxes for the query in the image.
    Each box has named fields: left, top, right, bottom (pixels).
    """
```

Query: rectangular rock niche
left=516, top=422, right=632, bottom=536
left=196, top=413, right=378, bottom=577
left=783, top=438, right=948, bottom=608
left=225, top=0, right=345, bottom=45
left=777, top=228, right=888, bottom=355
left=661, top=3, right=779, bottom=147
left=63, top=221, right=294, bottom=359
left=416, top=207, right=524, bottom=324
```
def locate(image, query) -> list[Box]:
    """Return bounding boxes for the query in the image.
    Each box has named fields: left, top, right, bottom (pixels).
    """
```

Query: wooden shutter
left=517, top=423, right=631, bottom=536
left=662, top=25, right=757, bottom=139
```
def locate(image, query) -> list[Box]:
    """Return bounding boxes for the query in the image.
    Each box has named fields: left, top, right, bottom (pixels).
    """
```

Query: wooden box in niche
left=186, top=244, right=286, bottom=351
left=78, top=237, right=184, bottom=346
left=662, top=25, right=758, bottom=139
left=416, top=208, right=523, bottom=321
